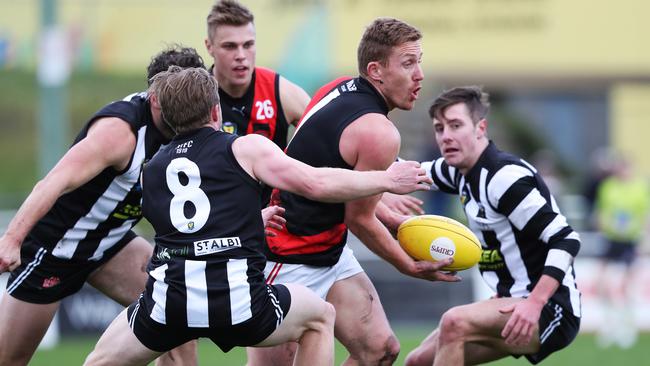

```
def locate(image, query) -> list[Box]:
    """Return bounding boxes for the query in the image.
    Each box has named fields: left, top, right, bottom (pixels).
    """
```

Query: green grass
left=30, top=328, right=650, bottom=365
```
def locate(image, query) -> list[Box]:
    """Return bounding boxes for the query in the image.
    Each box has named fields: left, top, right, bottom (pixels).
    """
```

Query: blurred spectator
left=594, top=153, right=650, bottom=348
left=582, top=147, right=617, bottom=230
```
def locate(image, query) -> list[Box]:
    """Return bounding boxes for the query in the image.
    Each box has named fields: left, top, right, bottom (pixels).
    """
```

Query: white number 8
left=165, top=158, right=210, bottom=233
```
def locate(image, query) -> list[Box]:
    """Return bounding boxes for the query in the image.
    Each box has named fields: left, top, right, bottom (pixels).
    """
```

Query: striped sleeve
left=487, top=164, right=580, bottom=282
left=421, top=158, right=459, bottom=194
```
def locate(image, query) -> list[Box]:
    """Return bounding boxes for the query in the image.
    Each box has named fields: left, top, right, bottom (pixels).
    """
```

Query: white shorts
left=264, top=246, right=364, bottom=299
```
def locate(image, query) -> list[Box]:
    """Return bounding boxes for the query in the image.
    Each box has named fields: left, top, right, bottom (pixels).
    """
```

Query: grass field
left=30, top=327, right=649, bottom=365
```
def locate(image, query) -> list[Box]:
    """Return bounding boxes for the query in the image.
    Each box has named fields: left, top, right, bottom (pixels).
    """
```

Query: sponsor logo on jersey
left=194, top=236, right=242, bottom=256
left=156, top=246, right=189, bottom=260
left=478, top=249, right=505, bottom=270
left=231, top=105, right=246, bottom=116
left=112, top=203, right=142, bottom=220
left=42, top=276, right=61, bottom=288
left=346, top=79, right=357, bottom=91
left=222, top=121, right=237, bottom=134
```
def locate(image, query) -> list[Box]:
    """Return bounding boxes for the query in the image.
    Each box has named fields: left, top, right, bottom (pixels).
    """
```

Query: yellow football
left=397, top=215, right=482, bottom=271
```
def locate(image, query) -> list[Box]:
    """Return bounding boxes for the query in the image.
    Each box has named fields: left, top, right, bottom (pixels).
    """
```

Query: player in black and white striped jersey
left=0, top=45, right=205, bottom=366
left=82, top=66, right=433, bottom=366
left=405, top=86, right=581, bottom=366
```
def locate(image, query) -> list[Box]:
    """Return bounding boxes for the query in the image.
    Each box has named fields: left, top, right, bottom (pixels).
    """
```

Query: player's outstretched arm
left=231, top=134, right=431, bottom=203
left=0, top=118, right=136, bottom=272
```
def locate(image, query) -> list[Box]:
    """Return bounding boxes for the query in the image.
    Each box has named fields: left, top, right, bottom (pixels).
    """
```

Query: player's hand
left=261, top=206, right=286, bottom=237
left=0, top=235, right=21, bottom=273
left=499, top=297, right=545, bottom=346
left=386, top=161, right=432, bottom=194
left=375, top=200, right=411, bottom=236
left=402, top=258, right=461, bottom=282
left=381, top=192, right=425, bottom=215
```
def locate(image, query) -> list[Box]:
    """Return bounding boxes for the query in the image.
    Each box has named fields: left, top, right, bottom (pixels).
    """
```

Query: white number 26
left=255, top=99, right=274, bottom=120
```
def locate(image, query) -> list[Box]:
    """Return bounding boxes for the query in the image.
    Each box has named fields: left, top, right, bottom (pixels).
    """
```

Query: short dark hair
left=147, top=45, right=206, bottom=85
left=206, top=0, right=254, bottom=41
left=429, top=86, right=490, bottom=124
left=357, top=18, right=422, bottom=77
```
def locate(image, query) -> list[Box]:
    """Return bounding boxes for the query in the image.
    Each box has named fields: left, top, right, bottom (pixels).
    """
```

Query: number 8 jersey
left=141, top=127, right=270, bottom=328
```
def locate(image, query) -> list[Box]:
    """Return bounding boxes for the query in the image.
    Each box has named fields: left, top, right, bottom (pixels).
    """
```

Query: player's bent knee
left=438, top=308, right=469, bottom=344
left=320, top=301, right=336, bottom=327
left=404, top=351, right=424, bottom=366
left=354, top=332, right=400, bottom=364
left=379, top=334, right=400, bottom=364
left=306, top=301, right=336, bottom=335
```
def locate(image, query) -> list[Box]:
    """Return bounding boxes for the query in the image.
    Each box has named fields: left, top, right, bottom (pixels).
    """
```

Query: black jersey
left=264, top=76, right=389, bottom=267
left=217, top=67, right=289, bottom=149
left=29, top=93, right=168, bottom=262
left=215, top=66, right=289, bottom=205
left=424, top=142, right=582, bottom=318
left=141, top=127, right=271, bottom=328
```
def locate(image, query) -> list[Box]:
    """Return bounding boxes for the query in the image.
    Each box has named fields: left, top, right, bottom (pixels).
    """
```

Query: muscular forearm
left=348, top=215, right=414, bottom=273
left=3, top=178, right=65, bottom=246
left=307, top=169, right=393, bottom=203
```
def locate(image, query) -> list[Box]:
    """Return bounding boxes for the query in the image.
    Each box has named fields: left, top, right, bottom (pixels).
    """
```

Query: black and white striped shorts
left=127, top=282, right=291, bottom=353
left=524, top=299, right=580, bottom=364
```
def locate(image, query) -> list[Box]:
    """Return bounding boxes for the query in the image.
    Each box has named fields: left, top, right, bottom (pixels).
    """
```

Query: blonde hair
left=357, top=18, right=422, bottom=77
left=149, top=66, right=220, bottom=134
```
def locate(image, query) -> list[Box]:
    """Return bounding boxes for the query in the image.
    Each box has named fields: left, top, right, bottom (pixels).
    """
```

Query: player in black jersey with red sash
left=249, top=18, right=460, bottom=366
left=215, top=64, right=297, bottom=150
left=405, top=86, right=581, bottom=366
left=0, top=46, right=204, bottom=366
left=83, top=66, right=432, bottom=365
left=205, top=0, right=308, bottom=149
left=205, top=1, right=425, bottom=214
left=205, top=0, right=311, bottom=204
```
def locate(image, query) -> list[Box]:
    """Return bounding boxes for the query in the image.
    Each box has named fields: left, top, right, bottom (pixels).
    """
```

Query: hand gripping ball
left=397, top=215, right=482, bottom=271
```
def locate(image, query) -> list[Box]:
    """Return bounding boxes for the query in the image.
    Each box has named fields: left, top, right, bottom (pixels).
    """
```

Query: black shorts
left=6, top=231, right=137, bottom=304
left=127, top=283, right=291, bottom=353
left=519, top=300, right=580, bottom=364
left=602, top=240, right=637, bottom=266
